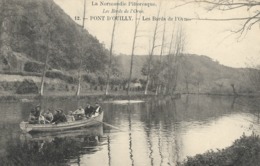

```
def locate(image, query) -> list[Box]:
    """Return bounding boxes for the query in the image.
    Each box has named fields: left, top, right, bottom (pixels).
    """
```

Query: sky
left=53, top=0, right=260, bottom=68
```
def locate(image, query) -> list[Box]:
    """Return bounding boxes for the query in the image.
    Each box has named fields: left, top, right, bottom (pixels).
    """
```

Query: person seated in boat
left=28, top=110, right=38, bottom=124
left=92, top=103, right=102, bottom=117
left=44, top=109, right=53, bottom=124
left=52, top=110, right=60, bottom=124
left=39, top=113, right=46, bottom=124
left=73, top=106, right=85, bottom=120
left=73, top=106, right=85, bottom=115
left=84, top=104, right=95, bottom=118
left=66, top=111, right=75, bottom=122
left=51, top=110, right=63, bottom=124
left=34, top=105, right=41, bottom=119
left=28, top=105, right=42, bottom=124
left=59, top=109, right=67, bottom=123
left=52, top=110, right=66, bottom=124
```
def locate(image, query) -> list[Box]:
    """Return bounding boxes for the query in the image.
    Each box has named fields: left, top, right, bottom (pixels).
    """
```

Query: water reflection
left=107, top=135, right=111, bottom=166
left=0, top=125, right=104, bottom=166
left=0, top=95, right=260, bottom=165
left=127, top=105, right=134, bottom=166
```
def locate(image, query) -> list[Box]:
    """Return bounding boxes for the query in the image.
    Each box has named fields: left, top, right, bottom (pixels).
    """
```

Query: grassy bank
left=180, top=134, right=260, bottom=166
left=0, top=89, right=258, bottom=102
left=0, top=90, right=164, bottom=102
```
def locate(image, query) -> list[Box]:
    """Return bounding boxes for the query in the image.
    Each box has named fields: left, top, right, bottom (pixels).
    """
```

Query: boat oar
left=94, top=120, right=125, bottom=132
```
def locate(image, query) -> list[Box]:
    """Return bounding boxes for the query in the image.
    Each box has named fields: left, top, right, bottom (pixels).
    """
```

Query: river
left=0, top=95, right=259, bottom=166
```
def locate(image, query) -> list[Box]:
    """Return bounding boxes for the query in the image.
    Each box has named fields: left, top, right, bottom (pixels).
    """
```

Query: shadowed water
left=0, top=95, right=259, bottom=166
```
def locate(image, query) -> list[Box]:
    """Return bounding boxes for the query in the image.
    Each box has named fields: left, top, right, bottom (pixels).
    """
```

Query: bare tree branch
left=172, top=0, right=260, bottom=37
left=173, top=0, right=260, bottom=9
left=190, top=16, right=260, bottom=21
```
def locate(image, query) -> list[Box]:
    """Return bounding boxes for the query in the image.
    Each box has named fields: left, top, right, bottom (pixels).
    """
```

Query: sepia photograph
left=0, top=0, right=260, bottom=165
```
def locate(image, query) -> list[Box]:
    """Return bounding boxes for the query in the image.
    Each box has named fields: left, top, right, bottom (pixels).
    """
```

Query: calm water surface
left=0, top=95, right=259, bottom=166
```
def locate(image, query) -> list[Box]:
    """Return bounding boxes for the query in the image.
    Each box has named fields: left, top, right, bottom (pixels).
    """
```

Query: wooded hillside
left=0, top=0, right=107, bottom=73
left=117, top=54, right=251, bottom=94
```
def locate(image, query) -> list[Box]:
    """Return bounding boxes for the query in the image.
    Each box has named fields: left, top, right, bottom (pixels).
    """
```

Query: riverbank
left=180, top=134, right=260, bottom=166
left=0, top=90, right=259, bottom=102
left=182, top=92, right=260, bottom=97
left=0, top=90, right=179, bottom=102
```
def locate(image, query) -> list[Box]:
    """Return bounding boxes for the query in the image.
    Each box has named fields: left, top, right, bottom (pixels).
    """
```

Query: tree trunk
left=165, top=25, right=175, bottom=95
left=105, top=0, right=118, bottom=95
left=144, top=4, right=161, bottom=95
left=144, top=77, right=150, bottom=95
left=231, top=84, right=237, bottom=96
left=156, top=16, right=166, bottom=96
left=76, top=0, right=86, bottom=97
left=127, top=2, right=140, bottom=95
left=39, top=43, right=49, bottom=96
left=76, top=59, right=82, bottom=96
left=39, top=63, right=47, bottom=96
left=167, top=26, right=185, bottom=95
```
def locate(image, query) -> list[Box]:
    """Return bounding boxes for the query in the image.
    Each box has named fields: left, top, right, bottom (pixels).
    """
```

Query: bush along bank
left=180, top=133, right=260, bottom=166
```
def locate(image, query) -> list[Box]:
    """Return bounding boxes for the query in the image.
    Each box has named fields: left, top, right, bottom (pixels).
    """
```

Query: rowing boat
left=20, top=111, right=104, bottom=133
left=20, top=124, right=103, bottom=142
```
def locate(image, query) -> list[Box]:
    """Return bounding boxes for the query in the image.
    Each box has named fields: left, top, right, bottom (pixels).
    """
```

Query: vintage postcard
left=0, top=0, right=259, bottom=165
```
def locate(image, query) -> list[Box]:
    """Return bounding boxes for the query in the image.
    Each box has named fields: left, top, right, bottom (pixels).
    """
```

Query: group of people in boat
left=28, top=103, right=102, bottom=124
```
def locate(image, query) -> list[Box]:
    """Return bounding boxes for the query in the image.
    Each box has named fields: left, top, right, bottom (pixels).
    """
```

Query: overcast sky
left=54, top=0, right=260, bottom=68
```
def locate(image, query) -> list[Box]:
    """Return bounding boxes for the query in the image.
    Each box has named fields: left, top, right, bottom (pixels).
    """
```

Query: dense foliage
left=16, top=79, right=38, bottom=94
left=181, top=134, right=260, bottom=166
left=24, top=61, right=44, bottom=73
left=0, top=0, right=108, bottom=72
left=45, top=70, right=74, bottom=84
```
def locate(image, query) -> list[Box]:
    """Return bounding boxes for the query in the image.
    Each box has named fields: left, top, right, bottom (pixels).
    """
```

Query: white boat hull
left=20, top=112, right=104, bottom=133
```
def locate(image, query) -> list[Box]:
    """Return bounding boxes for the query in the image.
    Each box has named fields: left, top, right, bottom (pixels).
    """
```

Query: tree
left=247, top=68, right=260, bottom=91
left=165, top=24, right=186, bottom=95
left=245, top=59, right=260, bottom=91
left=174, top=0, right=260, bottom=37
left=39, top=2, right=57, bottom=96
left=194, top=70, right=204, bottom=93
left=230, top=83, right=238, bottom=96
left=144, top=4, right=161, bottom=95
left=16, top=79, right=38, bottom=94
left=164, top=24, right=176, bottom=94
left=105, top=0, right=119, bottom=95
left=156, top=14, right=166, bottom=95
left=180, top=56, right=194, bottom=93
left=216, top=82, right=223, bottom=94
left=75, top=0, right=87, bottom=97
left=127, top=0, right=142, bottom=96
